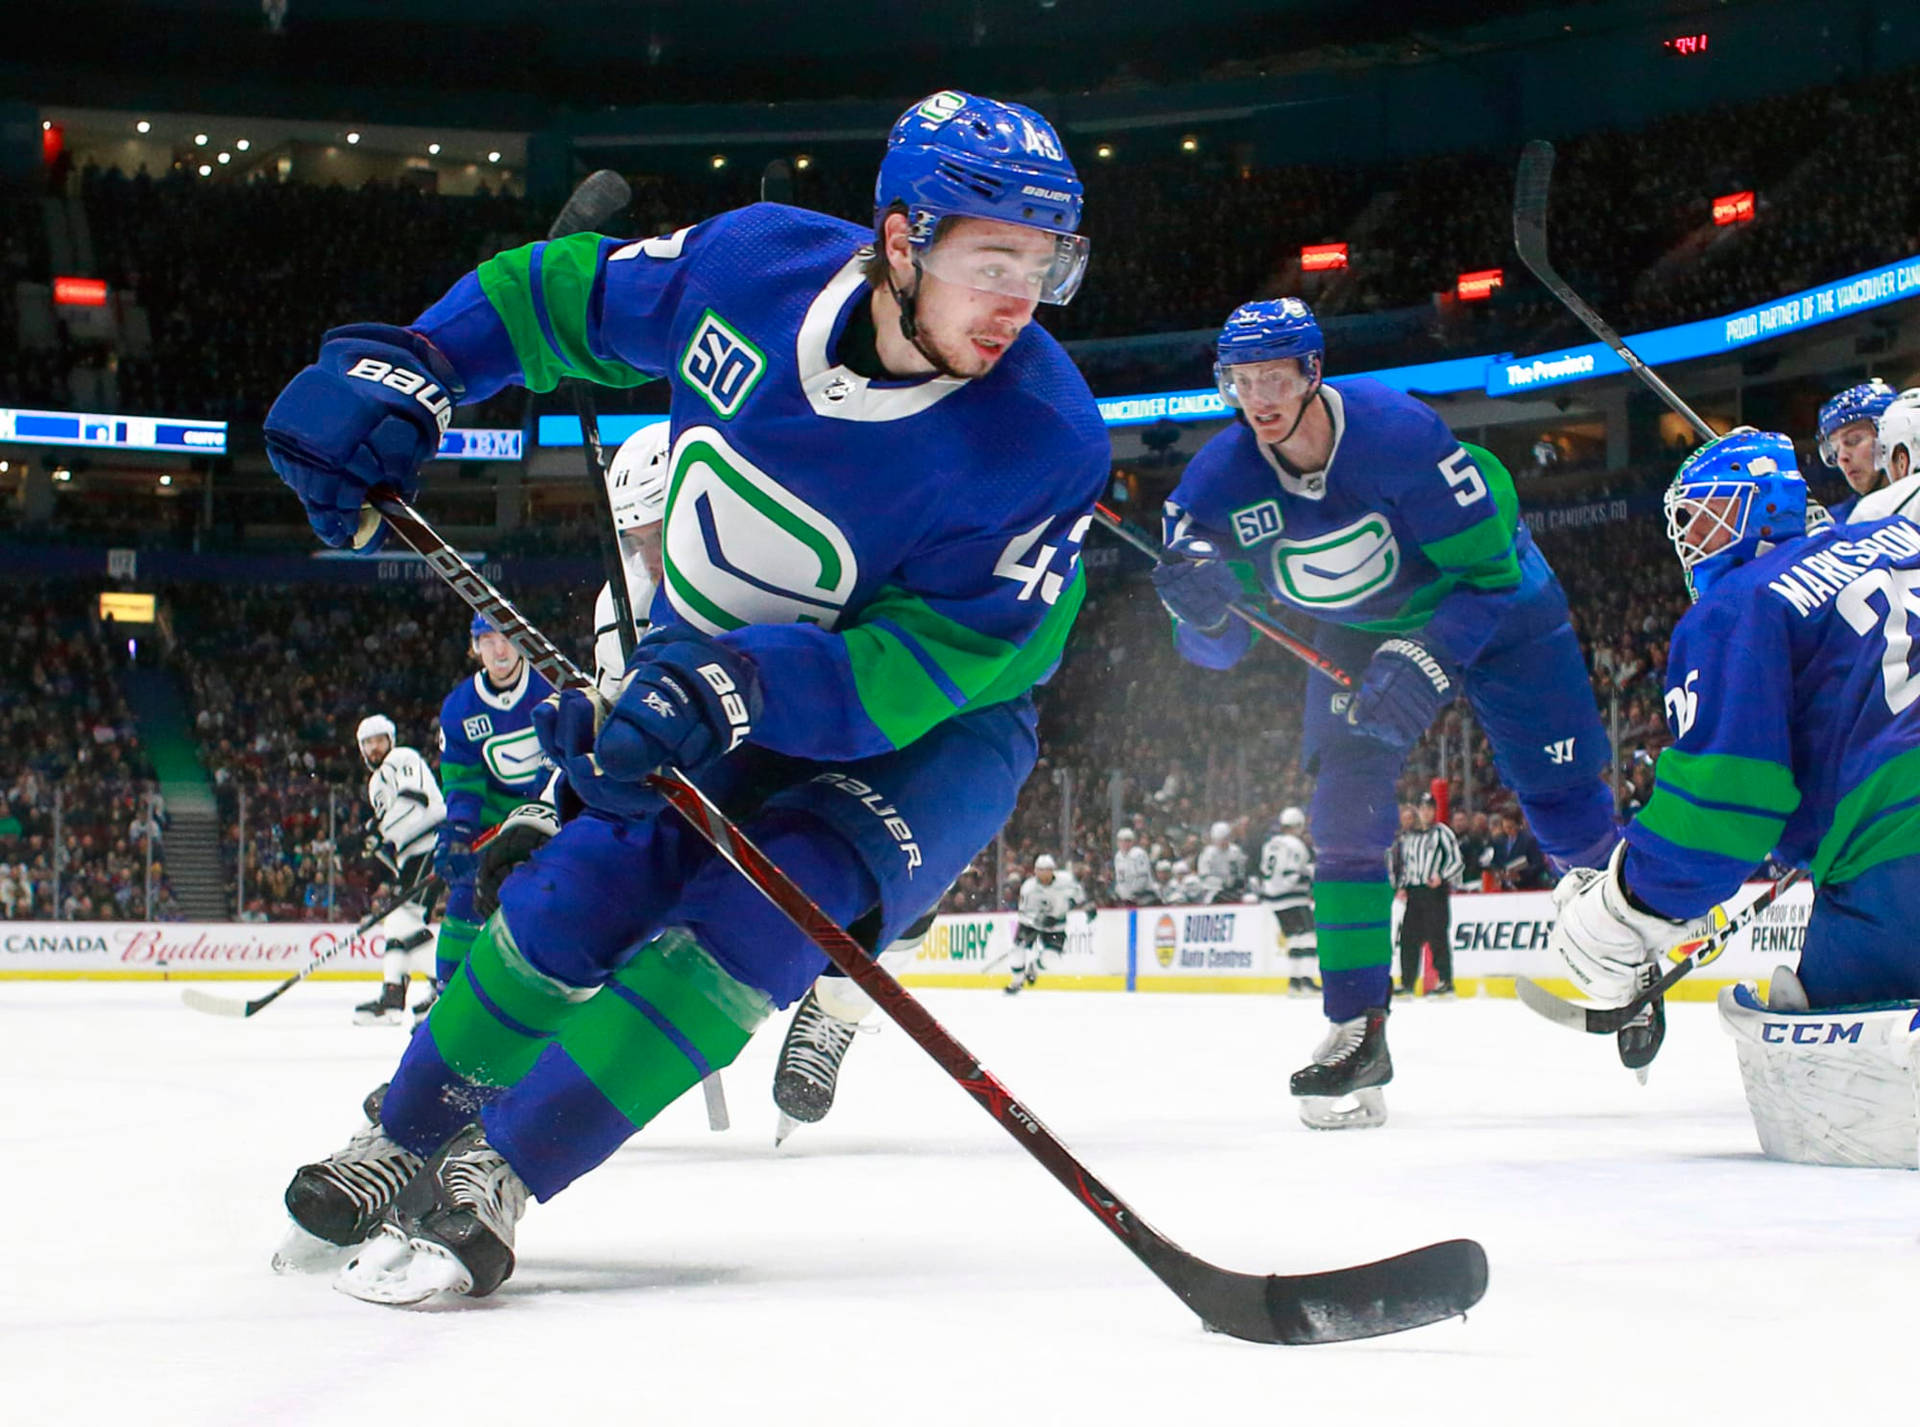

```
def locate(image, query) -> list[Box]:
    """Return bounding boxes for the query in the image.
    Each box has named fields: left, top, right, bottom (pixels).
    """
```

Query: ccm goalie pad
left=1717, top=978, right=1920, bottom=1169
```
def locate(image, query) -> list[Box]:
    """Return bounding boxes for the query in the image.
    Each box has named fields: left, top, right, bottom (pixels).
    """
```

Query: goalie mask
left=1664, top=430, right=1808, bottom=602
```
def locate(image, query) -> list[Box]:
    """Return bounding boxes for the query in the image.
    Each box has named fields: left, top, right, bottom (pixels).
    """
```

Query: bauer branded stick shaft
left=370, top=488, right=1489, bottom=1344
left=1091, top=503, right=1353, bottom=687
left=1512, top=140, right=1717, bottom=443
left=1515, top=867, right=1807, bottom=1034
left=180, top=869, right=442, bottom=1018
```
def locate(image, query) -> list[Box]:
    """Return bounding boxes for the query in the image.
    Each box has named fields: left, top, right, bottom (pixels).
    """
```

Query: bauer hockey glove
left=598, top=627, right=761, bottom=780
left=263, top=323, right=460, bottom=549
left=433, top=823, right=480, bottom=887
left=474, top=802, right=561, bottom=917
left=1345, top=637, right=1460, bottom=750
left=1548, top=842, right=1700, bottom=1005
left=1151, top=557, right=1242, bottom=634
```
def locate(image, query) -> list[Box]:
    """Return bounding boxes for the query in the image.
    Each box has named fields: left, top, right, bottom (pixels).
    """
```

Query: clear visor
left=1215, top=355, right=1320, bottom=410
left=1663, top=482, right=1750, bottom=570
left=1819, top=419, right=1875, bottom=469
left=916, top=225, right=1091, bottom=306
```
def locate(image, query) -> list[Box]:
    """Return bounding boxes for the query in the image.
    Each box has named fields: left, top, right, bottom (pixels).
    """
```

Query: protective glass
left=1215, top=355, right=1320, bottom=410
left=916, top=224, right=1091, bottom=306
left=1663, top=482, right=1750, bottom=572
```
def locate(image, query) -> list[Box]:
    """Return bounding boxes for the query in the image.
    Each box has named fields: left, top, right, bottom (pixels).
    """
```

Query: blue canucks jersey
left=1624, top=515, right=1920, bottom=915
left=438, top=662, right=556, bottom=830
left=410, top=204, right=1110, bottom=763
left=1163, top=378, right=1564, bottom=668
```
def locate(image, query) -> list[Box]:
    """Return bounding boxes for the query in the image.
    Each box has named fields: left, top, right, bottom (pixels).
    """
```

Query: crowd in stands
left=5, top=64, right=1919, bottom=426
left=0, top=587, right=175, bottom=920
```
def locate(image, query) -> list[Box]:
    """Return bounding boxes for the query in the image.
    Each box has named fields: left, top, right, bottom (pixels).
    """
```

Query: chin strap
left=887, top=257, right=966, bottom=380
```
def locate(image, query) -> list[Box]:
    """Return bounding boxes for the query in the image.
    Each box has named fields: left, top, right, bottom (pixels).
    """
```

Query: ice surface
left=3, top=981, right=1912, bottom=1425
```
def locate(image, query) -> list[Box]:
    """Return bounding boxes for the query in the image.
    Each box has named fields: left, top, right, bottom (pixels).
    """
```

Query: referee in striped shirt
left=1392, top=793, right=1464, bottom=996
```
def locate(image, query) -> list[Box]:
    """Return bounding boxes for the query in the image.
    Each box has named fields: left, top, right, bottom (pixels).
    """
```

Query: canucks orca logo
left=662, top=426, right=859, bottom=633
left=481, top=728, right=548, bottom=787
left=1269, top=516, right=1399, bottom=608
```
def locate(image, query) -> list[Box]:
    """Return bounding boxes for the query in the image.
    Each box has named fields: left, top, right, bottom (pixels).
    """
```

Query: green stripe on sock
left=436, top=915, right=481, bottom=974
left=1314, top=880, right=1392, bottom=972
left=557, top=933, right=767, bottom=1127
left=432, top=914, right=589, bottom=1086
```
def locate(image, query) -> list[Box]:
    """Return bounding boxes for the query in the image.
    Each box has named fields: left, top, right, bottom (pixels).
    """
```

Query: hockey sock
left=482, top=931, right=771, bottom=1200
left=435, top=914, right=482, bottom=984
left=379, top=911, right=596, bottom=1157
left=1314, top=880, right=1394, bottom=1021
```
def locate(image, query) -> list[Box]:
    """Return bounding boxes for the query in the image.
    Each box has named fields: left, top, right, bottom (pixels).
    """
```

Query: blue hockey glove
left=530, top=688, right=649, bottom=818
left=599, top=627, right=761, bottom=779
left=1346, top=637, right=1460, bottom=750
left=1151, top=558, right=1241, bottom=634
left=433, top=824, right=480, bottom=887
left=263, top=323, right=460, bottom=548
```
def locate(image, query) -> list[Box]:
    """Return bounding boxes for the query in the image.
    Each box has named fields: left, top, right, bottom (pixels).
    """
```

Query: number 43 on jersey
left=995, top=514, right=1093, bottom=603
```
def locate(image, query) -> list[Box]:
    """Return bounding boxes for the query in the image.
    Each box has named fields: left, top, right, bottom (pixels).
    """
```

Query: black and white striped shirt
left=1391, top=822, right=1463, bottom=890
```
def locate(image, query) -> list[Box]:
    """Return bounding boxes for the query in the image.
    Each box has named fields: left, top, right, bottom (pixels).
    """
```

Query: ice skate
left=772, top=989, right=860, bottom=1146
left=275, top=1084, right=422, bottom=1272
left=1616, top=961, right=1667, bottom=1082
left=336, top=1124, right=527, bottom=1305
left=410, top=982, right=440, bottom=1026
left=1290, top=1007, right=1391, bottom=1130
left=353, top=980, right=408, bottom=1026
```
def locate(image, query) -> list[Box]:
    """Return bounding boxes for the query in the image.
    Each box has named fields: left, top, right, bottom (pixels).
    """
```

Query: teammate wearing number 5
left=1158, top=299, right=1616, bottom=1128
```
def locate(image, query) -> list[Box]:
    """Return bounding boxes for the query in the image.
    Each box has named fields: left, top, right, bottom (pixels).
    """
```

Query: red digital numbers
left=1664, top=33, right=1709, bottom=56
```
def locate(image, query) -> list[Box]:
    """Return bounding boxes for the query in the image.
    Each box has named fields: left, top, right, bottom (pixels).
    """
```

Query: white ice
left=4, top=981, right=1913, bottom=1426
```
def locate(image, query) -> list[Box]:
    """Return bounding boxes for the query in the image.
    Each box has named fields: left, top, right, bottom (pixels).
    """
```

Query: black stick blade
left=1142, top=1234, right=1488, bottom=1345
left=550, top=169, right=631, bottom=240
left=1512, top=139, right=1555, bottom=266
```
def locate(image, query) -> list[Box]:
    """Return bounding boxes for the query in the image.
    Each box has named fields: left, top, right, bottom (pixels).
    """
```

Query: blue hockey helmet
left=469, top=612, right=497, bottom=640
left=1816, top=379, right=1896, bottom=467
left=1664, top=429, right=1808, bottom=602
left=1214, top=300, right=1325, bottom=409
left=874, top=91, right=1089, bottom=306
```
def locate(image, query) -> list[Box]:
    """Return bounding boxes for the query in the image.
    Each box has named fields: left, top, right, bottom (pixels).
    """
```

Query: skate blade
left=1296, top=1087, right=1388, bottom=1131
left=774, top=1112, right=800, bottom=1148
left=352, top=1010, right=407, bottom=1027
left=271, top=1221, right=358, bottom=1276
left=334, top=1229, right=473, bottom=1305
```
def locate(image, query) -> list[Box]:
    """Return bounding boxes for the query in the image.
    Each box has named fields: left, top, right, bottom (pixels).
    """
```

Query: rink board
left=0, top=884, right=1813, bottom=999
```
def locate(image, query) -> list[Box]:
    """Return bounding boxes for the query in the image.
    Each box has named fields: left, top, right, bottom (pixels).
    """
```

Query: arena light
left=1456, top=268, right=1504, bottom=302
left=709, top=154, right=726, bottom=170
left=1712, top=190, right=1755, bottom=226
left=1179, top=135, right=1199, bottom=153
left=428, top=143, right=440, bottom=155
left=794, top=154, right=811, bottom=170
left=1301, top=242, right=1349, bottom=272
left=198, top=165, right=212, bottom=177
left=135, top=120, right=150, bottom=134
left=1095, top=143, right=1115, bottom=160
left=158, top=474, right=172, bottom=487
left=194, top=132, right=208, bottom=146
left=347, top=131, right=361, bottom=145
left=235, top=139, right=249, bottom=151
left=488, top=150, right=501, bottom=163
left=53, top=276, right=109, bottom=307
left=217, top=151, right=231, bottom=165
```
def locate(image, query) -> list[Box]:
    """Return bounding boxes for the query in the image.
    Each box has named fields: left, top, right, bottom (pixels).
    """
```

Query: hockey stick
left=1092, top=503, right=1354, bottom=687
left=1514, top=867, right=1806, bottom=1034
left=1512, top=141, right=1716, bottom=443
left=546, top=170, right=730, bottom=1133
left=369, top=487, right=1489, bottom=1344
left=180, top=869, right=442, bottom=1019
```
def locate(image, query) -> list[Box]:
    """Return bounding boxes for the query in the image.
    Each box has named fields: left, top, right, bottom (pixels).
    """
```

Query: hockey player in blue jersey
left=1547, top=429, right=1920, bottom=1167
left=431, top=613, right=556, bottom=988
left=1815, top=378, right=1897, bottom=520
left=1153, top=299, right=1616, bottom=1129
left=264, top=90, right=1109, bottom=1301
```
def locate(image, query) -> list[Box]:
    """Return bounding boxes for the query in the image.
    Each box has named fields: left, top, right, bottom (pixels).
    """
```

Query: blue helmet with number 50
left=1664, top=429, right=1809, bottom=602
left=875, top=91, right=1088, bottom=305
left=1214, top=299, right=1324, bottom=408
left=1816, top=379, right=1897, bottom=466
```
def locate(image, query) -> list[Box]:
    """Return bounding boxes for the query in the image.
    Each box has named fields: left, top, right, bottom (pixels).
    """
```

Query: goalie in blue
left=264, top=90, right=1110, bottom=1301
left=1547, top=429, right=1920, bottom=1167
left=1155, top=299, right=1616, bottom=1129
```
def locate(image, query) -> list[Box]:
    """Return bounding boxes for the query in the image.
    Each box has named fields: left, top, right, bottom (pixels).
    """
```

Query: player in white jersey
left=589, top=421, right=670, bottom=696
left=1261, top=807, right=1319, bottom=994
left=1196, top=820, right=1247, bottom=900
left=353, top=715, right=446, bottom=1025
left=1112, top=827, right=1153, bottom=903
left=1007, top=853, right=1090, bottom=993
left=1847, top=389, right=1920, bottom=526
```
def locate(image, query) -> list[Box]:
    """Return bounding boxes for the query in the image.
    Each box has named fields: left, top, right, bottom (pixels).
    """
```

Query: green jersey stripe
left=1813, top=744, right=1920, bottom=884
left=1636, top=786, right=1785, bottom=865
left=477, top=237, right=652, bottom=393
left=1655, top=748, right=1801, bottom=817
